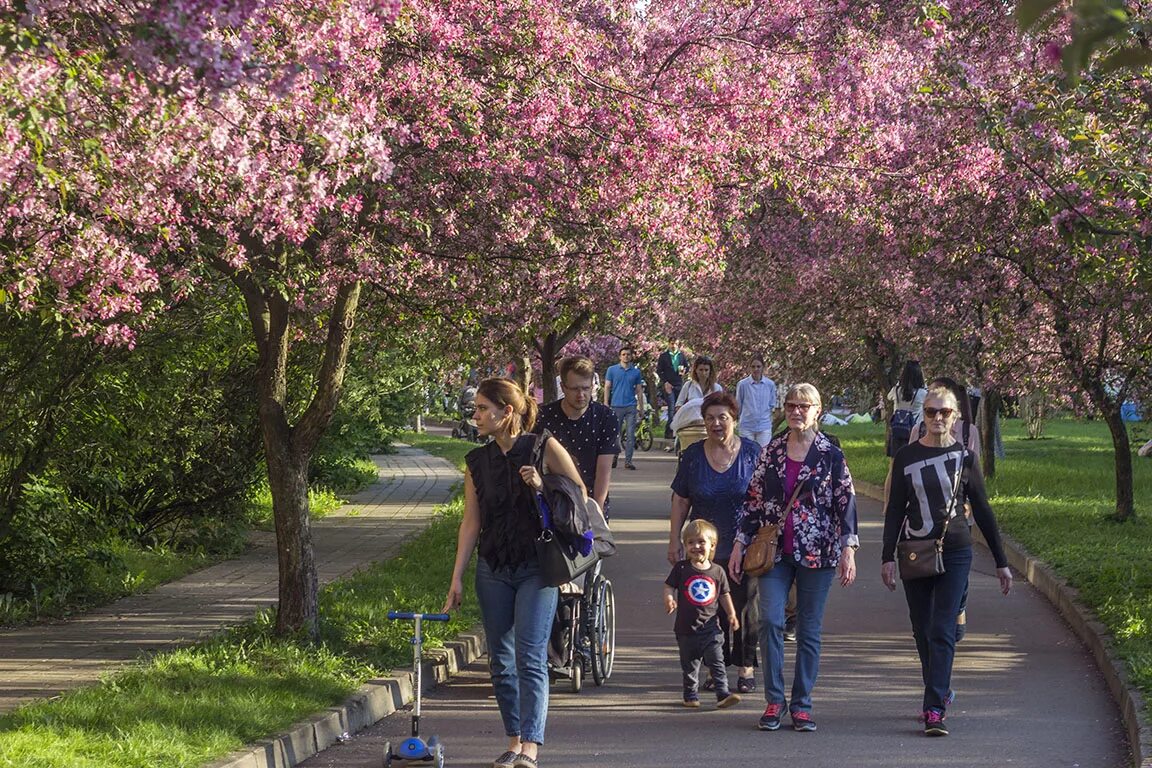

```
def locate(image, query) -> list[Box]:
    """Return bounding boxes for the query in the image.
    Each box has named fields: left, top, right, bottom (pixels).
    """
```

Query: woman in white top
left=676, top=355, right=724, bottom=408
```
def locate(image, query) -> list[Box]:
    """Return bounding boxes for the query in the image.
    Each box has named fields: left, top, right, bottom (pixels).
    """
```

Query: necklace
left=707, top=437, right=739, bottom=472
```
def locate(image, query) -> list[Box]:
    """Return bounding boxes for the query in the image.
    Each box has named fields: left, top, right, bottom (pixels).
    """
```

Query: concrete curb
left=204, top=627, right=486, bottom=768
left=855, top=479, right=1150, bottom=768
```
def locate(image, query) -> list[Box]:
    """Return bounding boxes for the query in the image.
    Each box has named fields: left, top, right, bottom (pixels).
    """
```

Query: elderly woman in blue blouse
left=668, top=390, right=763, bottom=694
left=729, top=383, right=858, bottom=733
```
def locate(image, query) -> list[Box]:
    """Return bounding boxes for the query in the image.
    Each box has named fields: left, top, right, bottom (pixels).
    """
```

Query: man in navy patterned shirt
left=535, top=356, right=620, bottom=517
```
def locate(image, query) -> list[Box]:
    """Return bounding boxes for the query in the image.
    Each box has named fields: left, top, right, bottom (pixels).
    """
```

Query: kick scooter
left=383, top=611, right=450, bottom=768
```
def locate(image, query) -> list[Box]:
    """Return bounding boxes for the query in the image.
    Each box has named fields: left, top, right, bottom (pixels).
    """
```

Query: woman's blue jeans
left=475, top=558, right=559, bottom=745
left=901, top=545, right=972, bottom=713
left=757, top=560, right=835, bottom=714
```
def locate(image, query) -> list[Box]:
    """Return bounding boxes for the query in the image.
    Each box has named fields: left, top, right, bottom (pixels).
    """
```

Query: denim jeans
left=743, top=429, right=772, bottom=447
left=663, top=384, right=681, bottom=437
left=677, top=629, right=729, bottom=698
left=475, top=558, right=559, bottom=744
left=612, top=405, right=637, bottom=463
left=902, top=545, right=973, bottom=713
left=757, top=560, right=835, bottom=714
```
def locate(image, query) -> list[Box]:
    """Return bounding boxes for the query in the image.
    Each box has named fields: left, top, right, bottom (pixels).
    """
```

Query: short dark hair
left=560, top=356, right=595, bottom=383
left=619, top=345, right=634, bottom=355
left=701, top=390, right=739, bottom=419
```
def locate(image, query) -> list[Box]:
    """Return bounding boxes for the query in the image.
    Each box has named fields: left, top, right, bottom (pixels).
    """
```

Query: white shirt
left=736, top=375, right=777, bottom=432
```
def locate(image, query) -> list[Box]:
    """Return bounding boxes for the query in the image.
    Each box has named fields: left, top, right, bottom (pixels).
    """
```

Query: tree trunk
left=1102, top=404, right=1135, bottom=521
left=266, top=441, right=317, bottom=636
left=862, top=333, right=901, bottom=438
left=978, top=389, right=1001, bottom=479
left=513, top=355, right=533, bottom=396
left=236, top=270, right=362, bottom=639
left=1050, top=309, right=1136, bottom=521
left=1021, top=390, right=1047, bottom=439
left=541, top=332, right=559, bottom=403
left=537, top=312, right=590, bottom=404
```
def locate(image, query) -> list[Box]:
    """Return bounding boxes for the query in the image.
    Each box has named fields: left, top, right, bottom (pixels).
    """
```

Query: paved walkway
left=303, top=446, right=1130, bottom=768
left=0, top=446, right=459, bottom=715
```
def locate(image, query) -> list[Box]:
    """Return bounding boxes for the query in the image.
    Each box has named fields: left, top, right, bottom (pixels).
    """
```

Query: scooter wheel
left=382, top=740, right=393, bottom=768
left=433, top=742, right=444, bottom=768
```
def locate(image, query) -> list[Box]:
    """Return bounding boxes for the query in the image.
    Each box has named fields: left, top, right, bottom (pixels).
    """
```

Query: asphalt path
left=301, top=446, right=1128, bottom=768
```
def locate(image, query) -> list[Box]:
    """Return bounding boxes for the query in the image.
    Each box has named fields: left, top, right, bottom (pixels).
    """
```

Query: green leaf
left=1097, top=46, right=1152, bottom=74
left=1016, top=0, right=1061, bottom=31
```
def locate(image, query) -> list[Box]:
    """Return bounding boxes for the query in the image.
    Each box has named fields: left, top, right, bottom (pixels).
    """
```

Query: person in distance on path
left=730, top=383, right=859, bottom=734
left=664, top=519, right=742, bottom=710
left=603, top=345, right=645, bottom=470
left=675, top=354, right=723, bottom=409
left=657, top=339, right=687, bottom=440
left=882, top=386, right=1012, bottom=737
left=443, top=378, right=585, bottom=768
left=735, top=356, right=778, bottom=447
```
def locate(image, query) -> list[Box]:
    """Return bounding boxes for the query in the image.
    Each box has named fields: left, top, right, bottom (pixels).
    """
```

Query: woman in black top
left=881, top=386, right=1013, bottom=737
left=443, top=377, right=584, bottom=768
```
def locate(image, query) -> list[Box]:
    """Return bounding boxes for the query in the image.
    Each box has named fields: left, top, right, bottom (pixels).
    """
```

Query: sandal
left=513, top=755, right=539, bottom=768
left=737, top=676, right=756, bottom=694
left=493, top=751, right=519, bottom=768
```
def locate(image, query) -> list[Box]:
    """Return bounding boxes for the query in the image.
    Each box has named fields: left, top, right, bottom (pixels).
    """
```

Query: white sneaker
left=1139, top=439, right=1152, bottom=458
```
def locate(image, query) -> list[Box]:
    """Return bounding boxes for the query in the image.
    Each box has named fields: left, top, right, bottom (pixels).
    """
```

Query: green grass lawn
left=825, top=418, right=1152, bottom=699
left=399, top=430, right=475, bottom=473
left=0, top=496, right=477, bottom=768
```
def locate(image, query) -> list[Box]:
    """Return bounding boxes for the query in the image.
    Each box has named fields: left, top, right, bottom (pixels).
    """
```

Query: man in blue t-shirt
left=603, top=345, right=645, bottom=470
left=536, top=356, right=620, bottom=516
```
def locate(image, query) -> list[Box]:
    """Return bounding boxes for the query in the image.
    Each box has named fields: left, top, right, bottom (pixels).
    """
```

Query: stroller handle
left=388, top=611, right=451, bottom=621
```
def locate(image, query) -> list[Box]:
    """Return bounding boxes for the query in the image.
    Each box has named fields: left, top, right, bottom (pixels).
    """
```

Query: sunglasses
left=784, top=402, right=814, bottom=413
left=924, top=407, right=954, bottom=419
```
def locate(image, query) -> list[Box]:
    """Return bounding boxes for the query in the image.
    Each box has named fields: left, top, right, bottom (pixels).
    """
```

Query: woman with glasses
left=668, top=391, right=763, bottom=700
left=882, top=386, right=1012, bottom=737
left=906, top=375, right=982, bottom=641
left=729, top=383, right=859, bottom=733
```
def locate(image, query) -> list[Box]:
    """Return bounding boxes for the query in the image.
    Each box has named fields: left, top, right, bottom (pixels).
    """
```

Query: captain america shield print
left=683, top=573, right=719, bottom=607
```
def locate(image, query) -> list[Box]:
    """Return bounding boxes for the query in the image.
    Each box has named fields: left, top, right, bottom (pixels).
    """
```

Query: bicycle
left=623, top=407, right=654, bottom=452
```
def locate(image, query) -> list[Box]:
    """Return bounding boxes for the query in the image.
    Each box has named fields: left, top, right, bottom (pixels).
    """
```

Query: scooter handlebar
left=387, top=611, right=451, bottom=621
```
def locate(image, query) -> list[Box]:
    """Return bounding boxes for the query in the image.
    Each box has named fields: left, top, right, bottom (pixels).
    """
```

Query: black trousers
left=677, top=629, right=729, bottom=697
left=715, top=557, right=759, bottom=669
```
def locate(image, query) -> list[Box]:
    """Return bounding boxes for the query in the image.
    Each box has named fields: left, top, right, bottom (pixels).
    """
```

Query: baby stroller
left=670, top=396, right=708, bottom=462
left=450, top=384, right=480, bottom=442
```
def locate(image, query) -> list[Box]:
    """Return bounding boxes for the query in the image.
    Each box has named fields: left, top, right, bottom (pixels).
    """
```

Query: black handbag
left=536, top=528, right=599, bottom=587
left=897, top=444, right=965, bottom=581
left=530, top=432, right=599, bottom=587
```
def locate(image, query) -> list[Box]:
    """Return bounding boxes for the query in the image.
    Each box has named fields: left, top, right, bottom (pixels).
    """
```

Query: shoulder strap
left=530, top=429, right=551, bottom=473
left=778, top=450, right=815, bottom=521
left=938, top=444, right=967, bottom=539
left=784, top=475, right=806, bottom=513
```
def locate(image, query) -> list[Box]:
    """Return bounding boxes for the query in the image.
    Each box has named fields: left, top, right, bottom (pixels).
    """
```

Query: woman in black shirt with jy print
left=881, top=386, right=1013, bottom=738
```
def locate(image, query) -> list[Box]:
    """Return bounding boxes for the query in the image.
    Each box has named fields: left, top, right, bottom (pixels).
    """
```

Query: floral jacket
left=735, top=431, right=859, bottom=569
